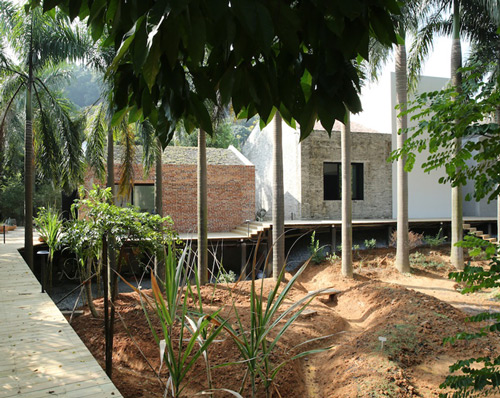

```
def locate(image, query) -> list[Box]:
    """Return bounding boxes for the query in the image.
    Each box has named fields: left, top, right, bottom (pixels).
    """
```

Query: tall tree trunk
left=450, top=0, right=464, bottom=270
left=395, top=41, right=410, bottom=273
left=155, top=139, right=164, bottom=284
left=496, top=106, right=500, bottom=239
left=272, top=112, right=285, bottom=280
left=198, top=129, right=208, bottom=284
left=341, top=111, right=353, bottom=278
left=24, top=27, right=34, bottom=270
left=155, top=139, right=163, bottom=217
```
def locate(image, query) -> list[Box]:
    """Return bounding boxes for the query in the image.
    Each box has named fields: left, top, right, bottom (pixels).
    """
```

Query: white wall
left=391, top=74, right=452, bottom=218
left=391, top=74, right=497, bottom=218
left=241, top=119, right=301, bottom=220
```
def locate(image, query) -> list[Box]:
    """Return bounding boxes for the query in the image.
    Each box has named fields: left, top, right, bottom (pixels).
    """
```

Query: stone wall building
left=241, top=120, right=392, bottom=221
left=86, top=146, right=255, bottom=233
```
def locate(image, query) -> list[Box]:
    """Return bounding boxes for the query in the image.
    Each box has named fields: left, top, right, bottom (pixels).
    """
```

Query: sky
left=353, top=37, right=469, bottom=134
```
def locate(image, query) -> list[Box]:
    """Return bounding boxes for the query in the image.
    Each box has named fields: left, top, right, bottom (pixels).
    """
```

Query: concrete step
left=480, top=234, right=491, bottom=240
left=463, top=223, right=471, bottom=229
left=486, top=238, right=497, bottom=243
left=474, top=230, right=484, bottom=237
left=469, top=227, right=477, bottom=233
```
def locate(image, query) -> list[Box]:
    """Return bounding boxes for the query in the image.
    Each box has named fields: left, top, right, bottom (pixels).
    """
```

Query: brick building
left=241, top=119, right=393, bottom=221
left=86, top=146, right=255, bottom=233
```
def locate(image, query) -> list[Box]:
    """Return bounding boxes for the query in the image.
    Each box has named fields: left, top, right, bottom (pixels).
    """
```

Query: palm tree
left=408, top=0, right=497, bottom=269
left=0, top=3, right=89, bottom=269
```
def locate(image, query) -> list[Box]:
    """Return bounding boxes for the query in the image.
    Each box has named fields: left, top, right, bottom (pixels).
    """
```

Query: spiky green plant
left=34, top=206, right=63, bottom=293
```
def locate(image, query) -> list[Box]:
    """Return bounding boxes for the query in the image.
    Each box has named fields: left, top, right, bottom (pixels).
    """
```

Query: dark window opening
left=323, top=162, right=364, bottom=201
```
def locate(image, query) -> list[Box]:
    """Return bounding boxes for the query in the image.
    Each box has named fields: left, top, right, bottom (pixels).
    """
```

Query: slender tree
left=198, top=128, right=208, bottom=284
left=395, top=39, right=411, bottom=273
left=341, top=111, right=353, bottom=277
left=272, top=112, right=285, bottom=279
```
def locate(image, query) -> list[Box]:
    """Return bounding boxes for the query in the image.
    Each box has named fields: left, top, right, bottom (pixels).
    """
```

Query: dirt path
left=382, top=270, right=500, bottom=315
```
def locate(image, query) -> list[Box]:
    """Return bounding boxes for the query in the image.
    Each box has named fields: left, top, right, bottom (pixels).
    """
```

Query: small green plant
left=409, top=252, right=444, bottom=269
left=309, top=231, right=326, bottom=264
left=34, top=206, right=63, bottom=293
left=215, top=269, right=237, bottom=283
left=326, top=252, right=340, bottom=263
left=364, top=238, right=377, bottom=249
left=425, top=228, right=447, bottom=247
left=409, top=251, right=426, bottom=265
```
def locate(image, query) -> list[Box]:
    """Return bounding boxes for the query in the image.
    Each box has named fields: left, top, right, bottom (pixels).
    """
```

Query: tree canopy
left=31, top=0, right=401, bottom=145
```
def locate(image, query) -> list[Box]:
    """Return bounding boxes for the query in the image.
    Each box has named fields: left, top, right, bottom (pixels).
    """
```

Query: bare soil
left=69, top=246, right=500, bottom=397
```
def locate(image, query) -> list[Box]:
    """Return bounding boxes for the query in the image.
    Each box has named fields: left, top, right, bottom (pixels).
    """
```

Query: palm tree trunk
left=341, top=111, right=353, bottom=278
left=450, top=0, right=464, bottom=270
left=272, top=112, right=285, bottom=280
left=155, top=139, right=163, bottom=217
left=24, top=27, right=34, bottom=271
left=154, top=139, right=164, bottom=285
left=198, top=128, right=208, bottom=284
left=395, top=42, right=410, bottom=273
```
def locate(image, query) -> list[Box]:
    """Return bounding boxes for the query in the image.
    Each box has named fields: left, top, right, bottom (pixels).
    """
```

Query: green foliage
left=439, top=237, right=500, bottom=397
left=223, top=259, right=333, bottom=397
left=326, top=252, right=340, bottom=263
left=409, top=251, right=444, bottom=269
left=215, top=269, right=237, bottom=284
left=34, top=206, right=63, bottom=292
left=425, top=228, right=447, bottom=247
left=364, top=238, right=377, bottom=249
left=309, top=231, right=326, bottom=264
left=33, top=0, right=400, bottom=145
left=390, top=65, right=500, bottom=202
left=122, top=244, right=227, bottom=398
left=0, top=174, right=24, bottom=222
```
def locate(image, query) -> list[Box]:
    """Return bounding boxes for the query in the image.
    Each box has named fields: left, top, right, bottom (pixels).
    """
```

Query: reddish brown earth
left=69, top=246, right=500, bottom=397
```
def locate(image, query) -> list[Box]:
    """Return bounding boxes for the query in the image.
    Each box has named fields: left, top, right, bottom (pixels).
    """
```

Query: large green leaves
left=33, top=0, right=400, bottom=145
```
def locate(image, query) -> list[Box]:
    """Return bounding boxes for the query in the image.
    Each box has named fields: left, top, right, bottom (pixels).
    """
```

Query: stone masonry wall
left=300, top=130, right=392, bottom=219
left=85, top=163, right=255, bottom=233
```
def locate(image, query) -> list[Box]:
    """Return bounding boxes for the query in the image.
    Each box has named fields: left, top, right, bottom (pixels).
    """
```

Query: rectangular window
left=323, top=162, right=364, bottom=201
left=114, top=184, right=155, bottom=213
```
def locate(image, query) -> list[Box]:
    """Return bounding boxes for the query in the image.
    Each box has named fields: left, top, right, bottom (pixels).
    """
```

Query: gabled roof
left=313, top=120, right=382, bottom=134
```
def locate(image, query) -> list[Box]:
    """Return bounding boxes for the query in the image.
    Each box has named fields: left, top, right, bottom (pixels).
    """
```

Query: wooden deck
left=178, top=216, right=498, bottom=241
left=0, top=228, right=122, bottom=398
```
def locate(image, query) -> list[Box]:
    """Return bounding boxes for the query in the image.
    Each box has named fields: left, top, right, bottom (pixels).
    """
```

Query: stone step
left=469, top=227, right=477, bottom=233
left=474, top=230, right=484, bottom=237
left=486, top=238, right=497, bottom=243
left=463, top=223, right=471, bottom=230
left=480, top=234, right=491, bottom=240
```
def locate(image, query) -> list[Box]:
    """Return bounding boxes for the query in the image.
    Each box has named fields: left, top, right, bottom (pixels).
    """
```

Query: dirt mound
left=69, top=247, right=500, bottom=397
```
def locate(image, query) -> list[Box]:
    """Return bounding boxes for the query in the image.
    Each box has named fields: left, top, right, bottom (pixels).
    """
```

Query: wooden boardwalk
left=0, top=228, right=122, bottom=398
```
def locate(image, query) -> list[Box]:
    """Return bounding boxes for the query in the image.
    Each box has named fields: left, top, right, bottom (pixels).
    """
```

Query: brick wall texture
left=86, top=163, right=255, bottom=233
left=300, top=130, right=393, bottom=219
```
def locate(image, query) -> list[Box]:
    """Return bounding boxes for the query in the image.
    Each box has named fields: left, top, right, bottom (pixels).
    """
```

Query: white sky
left=353, top=36, right=469, bottom=133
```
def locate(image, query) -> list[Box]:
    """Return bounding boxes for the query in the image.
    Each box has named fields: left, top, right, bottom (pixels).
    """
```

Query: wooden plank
left=0, top=228, right=123, bottom=398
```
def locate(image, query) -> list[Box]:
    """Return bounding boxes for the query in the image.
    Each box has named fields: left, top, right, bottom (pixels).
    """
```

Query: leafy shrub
left=364, top=238, right=377, bottom=249
left=440, top=236, right=500, bottom=397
